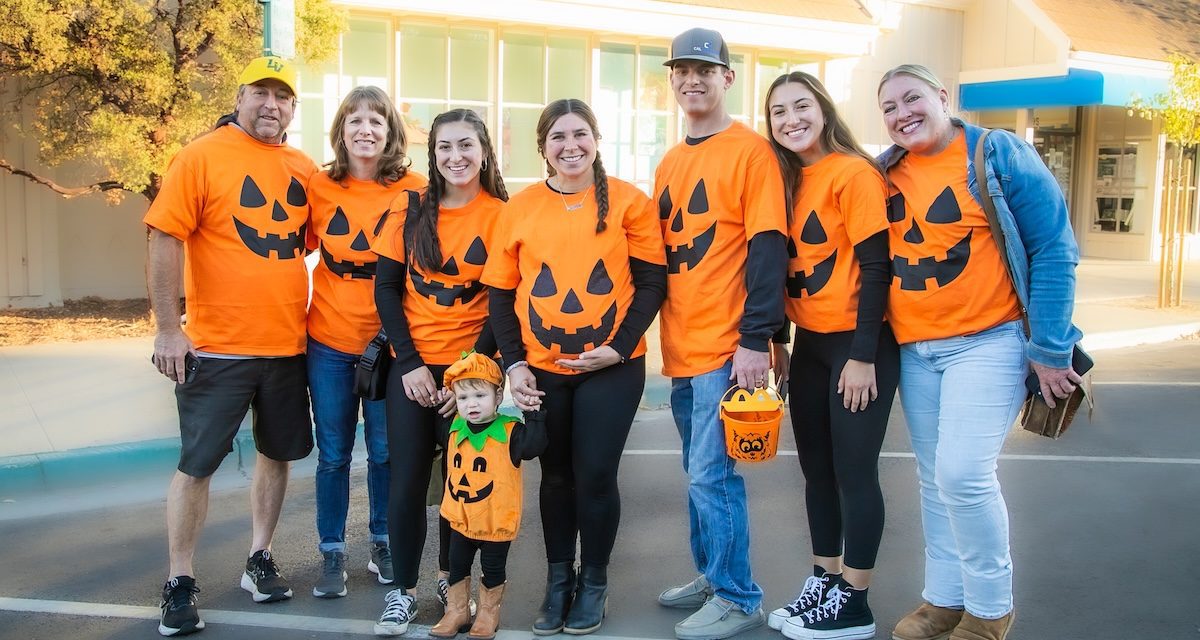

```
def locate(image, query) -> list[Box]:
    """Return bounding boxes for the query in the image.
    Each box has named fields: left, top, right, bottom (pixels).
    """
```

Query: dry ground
left=0, top=297, right=153, bottom=347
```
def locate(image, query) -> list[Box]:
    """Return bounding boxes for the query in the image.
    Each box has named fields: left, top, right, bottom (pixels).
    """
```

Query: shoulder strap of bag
left=973, top=129, right=1031, bottom=336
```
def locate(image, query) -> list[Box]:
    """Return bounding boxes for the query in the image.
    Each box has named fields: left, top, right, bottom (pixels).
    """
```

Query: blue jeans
left=671, top=361, right=763, bottom=613
left=898, top=321, right=1027, bottom=619
left=308, top=337, right=389, bottom=552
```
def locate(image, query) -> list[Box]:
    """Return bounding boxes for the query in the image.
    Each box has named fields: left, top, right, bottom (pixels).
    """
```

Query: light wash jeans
left=670, top=361, right=763, bottom=613
left=898, top=320, right=1027, bottom=619
left=307, top=337, right=389, bottom=553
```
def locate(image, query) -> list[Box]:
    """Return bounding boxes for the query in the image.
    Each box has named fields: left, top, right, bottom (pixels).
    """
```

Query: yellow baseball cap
left=237, top=56, right=298, bottom=95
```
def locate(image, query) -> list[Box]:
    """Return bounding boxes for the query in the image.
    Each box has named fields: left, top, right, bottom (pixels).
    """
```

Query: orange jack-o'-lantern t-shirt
left=654, top=122, right=788, bottom=377
left=785, top=153, right=889, bottom=333
left=481, top=177, right=666, bottom=376
left=144, top=125, right=318, bottom=356
left=307, top=171, right=428, bottom=355
left=371, top=189, right=504, bottom=366
left=885, top=131, right=1021, bottom=344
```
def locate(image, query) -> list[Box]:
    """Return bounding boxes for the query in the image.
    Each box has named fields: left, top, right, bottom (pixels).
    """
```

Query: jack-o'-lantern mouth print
left=527, top=258, right=618, bottom=353
left=409, top=236, right=488, bottom=306
left=446, top=451, right=494, bottom=504
left=889, top=188, right=972, bottom=291
left=785, top=210, right=836, bottom=298
left=232, top=175, right=307, bottom=259
left=660, top=180, right=716, bottom=274
left=319, top=205, right=379, bottom=279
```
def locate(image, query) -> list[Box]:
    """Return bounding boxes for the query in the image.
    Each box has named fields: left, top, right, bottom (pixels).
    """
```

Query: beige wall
left=961, top=0, right=1060, bottom=74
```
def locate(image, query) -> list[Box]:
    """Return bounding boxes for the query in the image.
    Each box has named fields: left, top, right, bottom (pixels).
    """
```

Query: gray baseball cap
left=664, top=28, right=730, bottom=68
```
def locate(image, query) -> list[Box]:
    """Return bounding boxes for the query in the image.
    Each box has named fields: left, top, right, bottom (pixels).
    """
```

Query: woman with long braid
left=482, top=98, right=667, bottom=636
left=371, top=108, right=508, bottom=636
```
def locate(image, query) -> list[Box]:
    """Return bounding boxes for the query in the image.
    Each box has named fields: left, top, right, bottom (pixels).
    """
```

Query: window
left=595, top=42, right=673, bottom=193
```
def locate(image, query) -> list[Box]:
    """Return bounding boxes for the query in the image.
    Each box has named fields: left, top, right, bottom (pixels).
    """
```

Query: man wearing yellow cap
left=145, top=55, right=318, bottom=637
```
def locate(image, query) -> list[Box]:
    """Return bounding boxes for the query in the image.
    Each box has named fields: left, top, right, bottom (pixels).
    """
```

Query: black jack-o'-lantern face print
left=409, top=236, right=488, bottom=306
left=785, top=210, right=837, bottom=298
left=233, top=175, right=307, bottom=259
left=447, top=451, right=494, bottom=504
left=889, top=187, right=971, bottom=291
left=319, top=206, right=385, bottom=280
left=660, top=179, right=716, bottom=274
left=527, top=258, right=617, bottom=353
left=732, top=431, right=771, bottom=460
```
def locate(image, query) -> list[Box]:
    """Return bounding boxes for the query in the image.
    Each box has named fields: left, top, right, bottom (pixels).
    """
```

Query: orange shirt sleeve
left=742, top=147, right=788, bottom=238
left=143, top=151, right=203, bottom=241
left=838, top=165, right=889, bottom=245
left=370, top=190, right=412, bottom=263
left=623, top=188, right=667, bottom=265
left=480, top=204, right=521, bottom=290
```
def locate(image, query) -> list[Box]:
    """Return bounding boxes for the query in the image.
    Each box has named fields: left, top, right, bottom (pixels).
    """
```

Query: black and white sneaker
left=241, top=549, right=294, bottom=603
left=374, top=588, right=418, bottom=636
left=159, top=576, right=204, bottom=636
left=781, top=581, right=875, bottom=640
left=768, top=568, right=833, bottom=630
left=368, top=542, right=394, bottom=585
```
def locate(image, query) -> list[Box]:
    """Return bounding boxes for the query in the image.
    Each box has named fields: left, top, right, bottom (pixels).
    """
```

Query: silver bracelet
left=505, top=360, right=529, bottom=375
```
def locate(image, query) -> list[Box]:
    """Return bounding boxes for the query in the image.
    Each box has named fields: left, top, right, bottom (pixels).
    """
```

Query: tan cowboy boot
left=949, top=610, right=1015, bottom=640
left=892, top=602, right=964, bottom=640
left=468, top=582, right=506, bottom=640
left=430, top=578, right=473, bottom=638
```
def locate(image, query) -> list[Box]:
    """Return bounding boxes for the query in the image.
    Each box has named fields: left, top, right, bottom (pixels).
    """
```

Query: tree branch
left=0, top=159, right=132, bottom=199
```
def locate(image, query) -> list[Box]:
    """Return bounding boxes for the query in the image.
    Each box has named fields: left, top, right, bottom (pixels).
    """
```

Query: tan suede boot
left=468, top=582, right=506, bottom=640
left=892, top=602, right=964, bottom=640
left=430, top=578, right=473, bottom=638
left=949, top=610, right=1015, bottom=640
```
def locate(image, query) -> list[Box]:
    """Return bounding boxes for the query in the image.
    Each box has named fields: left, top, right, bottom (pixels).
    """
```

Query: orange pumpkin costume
left=144, top=125, right=318, bottom=356
left=440, top=414, right=524, bottom=542
left=307, top=171, right=428, bottom=355
left=885, top=132, right=1021, bottom=344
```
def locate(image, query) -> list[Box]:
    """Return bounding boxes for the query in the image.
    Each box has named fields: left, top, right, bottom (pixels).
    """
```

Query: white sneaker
left=374, top=589, right=417, bottom=636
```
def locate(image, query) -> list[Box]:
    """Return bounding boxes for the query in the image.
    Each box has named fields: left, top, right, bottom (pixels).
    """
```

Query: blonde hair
left=877, top=64, right=946, bottom=97
left=452, top=377, right=502, bottom=393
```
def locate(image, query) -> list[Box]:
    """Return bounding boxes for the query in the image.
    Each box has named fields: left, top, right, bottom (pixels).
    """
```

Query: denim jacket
left=877, top=119, right=1082, bottom=369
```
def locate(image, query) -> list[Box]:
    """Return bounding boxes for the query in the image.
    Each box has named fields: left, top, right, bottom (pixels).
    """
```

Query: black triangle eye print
left=286, top=177, right=308, bottom=207
left=800, top=211, right=828, bottom=244
left=665, top=180, right=717, bottom=275
left=891, top=186, right=971, bottom=291
left=372, top=209, right=391, bottom=236
left=532, top=263, right=557, bottom=297
left=463, top=236, right=488, bottom=265
left=887, top=193, right=906, bottom=223
left=658, top=186, right=672, bottom=220
left=586, top=259, right=613, bottom=295
left=787, top=237, right=799, bottom=259
left=327, top=207, right=350, bottom=235
left=232, top=175, right=305, bottom=260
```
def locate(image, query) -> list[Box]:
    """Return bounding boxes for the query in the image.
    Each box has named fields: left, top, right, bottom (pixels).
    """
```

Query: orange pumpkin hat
left=443, top=352, right=503, bottom=389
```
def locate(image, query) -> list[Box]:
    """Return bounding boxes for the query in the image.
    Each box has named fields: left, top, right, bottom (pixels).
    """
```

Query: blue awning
left=960, top=68, right=1168, bottom=111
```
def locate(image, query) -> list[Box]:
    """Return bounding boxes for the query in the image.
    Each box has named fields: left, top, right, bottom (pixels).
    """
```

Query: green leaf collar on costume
left=450, top=414, right=517, bottom=452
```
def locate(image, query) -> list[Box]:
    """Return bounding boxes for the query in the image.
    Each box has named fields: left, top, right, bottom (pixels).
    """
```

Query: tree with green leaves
left=0, top=0, right=345, bottom=203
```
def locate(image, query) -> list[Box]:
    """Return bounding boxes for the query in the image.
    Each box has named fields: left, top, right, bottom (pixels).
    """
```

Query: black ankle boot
left=563, top=564, right=606, bottom=635
left=532, top=561, right=576, bottom=635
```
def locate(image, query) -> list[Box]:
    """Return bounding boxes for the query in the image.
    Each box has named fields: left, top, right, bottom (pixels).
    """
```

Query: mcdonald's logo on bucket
left=719, top=385, right=783, bottom=462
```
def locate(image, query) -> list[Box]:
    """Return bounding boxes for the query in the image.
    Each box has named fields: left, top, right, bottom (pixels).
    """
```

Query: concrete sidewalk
left=2, top=258, right=1198, bottom=495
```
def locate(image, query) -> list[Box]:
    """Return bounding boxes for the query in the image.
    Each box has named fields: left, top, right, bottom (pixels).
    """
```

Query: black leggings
left=533, top=357, right=645, bottom=567
left=788, top=324, right=899, bottom=570
left=385, top=361, right=453, bottom=589
left=448, top=531, right=511, bottom=588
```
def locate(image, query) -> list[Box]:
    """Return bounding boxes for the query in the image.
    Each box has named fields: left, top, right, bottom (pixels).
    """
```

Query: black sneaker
left=312, top=550, right=348, bottom=598
left=374, top=588, right=418, bottom=636
left=368, top=542, right=394, bottom=585
left=768, top=567, right=833, bottom=630
left=159, top=576, right=204, bottom=636
left=781, top=580, right=875, bottom=640
left=241, top=549, right=293, bottom=603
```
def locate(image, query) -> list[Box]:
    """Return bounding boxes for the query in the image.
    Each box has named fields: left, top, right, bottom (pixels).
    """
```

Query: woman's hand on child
left=508, top=364, right=545, bottom=411
left=402, top=366, right=442, bottom=408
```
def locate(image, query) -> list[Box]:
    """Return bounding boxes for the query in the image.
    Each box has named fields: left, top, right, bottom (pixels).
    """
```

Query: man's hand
left=153, top=329, right=195, bottom=383
left=731, top=345, right=770, bottom=390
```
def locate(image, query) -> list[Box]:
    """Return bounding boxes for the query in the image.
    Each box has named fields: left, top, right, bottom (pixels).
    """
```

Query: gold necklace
left=554, top=180, right=593, bottom=211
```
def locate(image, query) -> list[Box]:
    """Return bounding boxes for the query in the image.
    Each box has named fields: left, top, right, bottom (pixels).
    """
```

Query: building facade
left=1, top=0, right=1195, bottom=307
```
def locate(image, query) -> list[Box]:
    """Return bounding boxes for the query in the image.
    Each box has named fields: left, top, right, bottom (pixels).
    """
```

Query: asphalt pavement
left=2, top=340, right=1198, bottom=640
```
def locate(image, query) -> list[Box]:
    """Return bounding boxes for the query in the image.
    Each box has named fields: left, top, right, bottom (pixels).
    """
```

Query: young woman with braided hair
left=371, top=108, right=508, bottom=636
left=482, top=98, right=667, bottom=635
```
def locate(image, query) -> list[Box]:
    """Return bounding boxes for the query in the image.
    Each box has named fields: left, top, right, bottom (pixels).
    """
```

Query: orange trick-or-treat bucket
left=720, top=385, right=784, bottom=462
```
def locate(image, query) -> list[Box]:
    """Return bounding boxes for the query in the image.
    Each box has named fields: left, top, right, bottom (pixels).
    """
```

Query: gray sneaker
left=659, top=574, right=714, bottom=609
left=674, top=596, right=765, bottom=640
left=312, top=550, right=348, bottom=598
left=368, top=542, right=394, bottom=585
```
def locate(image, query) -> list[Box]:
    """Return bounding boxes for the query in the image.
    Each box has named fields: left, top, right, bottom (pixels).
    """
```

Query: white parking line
left=0, top=595, right=663, bottom=640
left=624, top=450, right=1200, bottom=464
left=1091, top=381, right=1200, bottom=386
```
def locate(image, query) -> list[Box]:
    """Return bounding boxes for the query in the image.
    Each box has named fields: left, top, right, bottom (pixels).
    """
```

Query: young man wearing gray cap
left=652, top=27, right=788, bottom=640
left=146, top=55, right=318, bottom=636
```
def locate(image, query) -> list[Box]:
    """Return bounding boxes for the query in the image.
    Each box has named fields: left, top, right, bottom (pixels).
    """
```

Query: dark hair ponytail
left=406, top=108, right=508, bottom=274
left=592, top=153, right=609, bottom=233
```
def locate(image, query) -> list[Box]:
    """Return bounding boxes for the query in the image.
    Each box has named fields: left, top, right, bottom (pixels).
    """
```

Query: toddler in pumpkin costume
left=431, top=353, right=547, bottom=640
